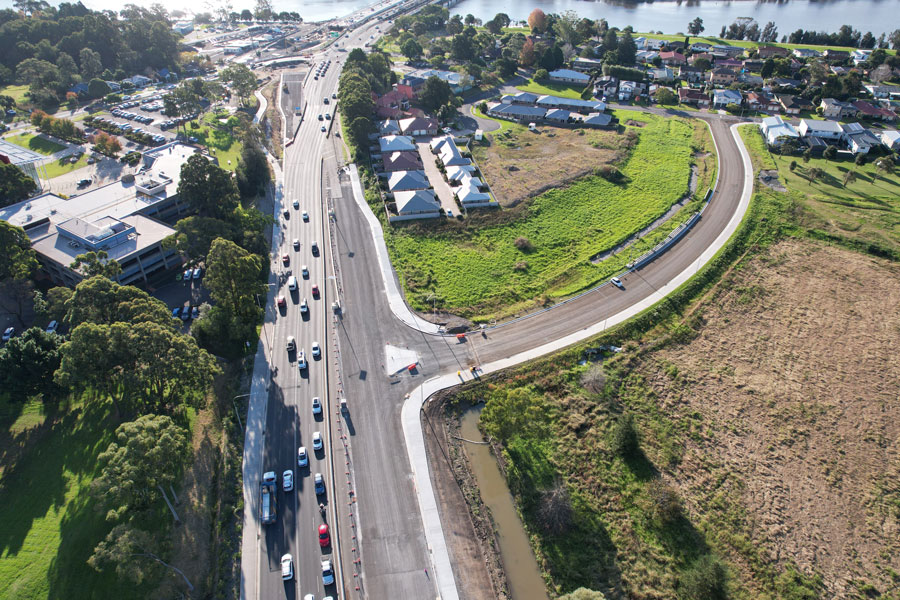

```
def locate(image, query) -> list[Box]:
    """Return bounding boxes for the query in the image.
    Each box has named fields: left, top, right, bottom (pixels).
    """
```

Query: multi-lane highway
left=244, top=9, right=753, bottom=600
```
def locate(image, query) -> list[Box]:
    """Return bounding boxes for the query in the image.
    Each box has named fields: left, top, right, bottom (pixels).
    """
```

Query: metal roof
left=0, top=139, right=45, bottom=166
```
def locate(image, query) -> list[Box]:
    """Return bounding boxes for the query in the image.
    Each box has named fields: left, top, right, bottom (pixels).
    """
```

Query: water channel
left=460, top=406, right=551, bottom=600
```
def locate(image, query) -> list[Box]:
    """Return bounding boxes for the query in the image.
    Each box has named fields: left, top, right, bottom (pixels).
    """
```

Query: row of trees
left=29, top=109, right=85, bottom=142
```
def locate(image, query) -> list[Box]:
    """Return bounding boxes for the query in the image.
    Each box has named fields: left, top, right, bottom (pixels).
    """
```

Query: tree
left=875, top=157, right=894, bottom=180
left=890, top=29, right=900, bottom=50
left=535, top=481, right=574, bottom=535
left=823, top=145, right=837, bottom=161
left=57, top=52, right=78, bottom=89
left=760, top=21, right=778, bottom=43
left=527, top=8, right=547, bottom=34
left=419, top=75, right=453, bottom=112
left=87, top=78, right=110, bottom=99
left=576, top=18, right=597, bottom=42
left=519, top=38, right=536, bottom=67
left=807, top=166, right=824, bottom=184
left=450, top=33, right=475, bottom=62
left=842, top=170, right=857, bottom=187
left=648, top=479, right=682, bottom=524
left=220, top=63, right=256, bottom=106
left=0, top=327, right=64, bottom=400
left=679, top=555, right=729, bottom=600
left=0, top=220, right=38, bottom=282
left=802, top=148, right=812, bottom=163
left=0, top=161, right=36, bottom=206
left=204, top=237, right=264, bottom=323
left=687, top=17, right=705, bottom=36
left=485, top=17, right=502, bottom=35
left=78, top=48, right=103, bottom=80
left=400, top=38, right=423, bottom=61
left=656, top=87, right=678, bottom=105
left=534, top=68, right=549, bottom=81
left=492, top=12, right=510, bottom=29
left=446, top=15, right=463, bottom=35
left=611, top=413, right=640, bottom=458
left=70, top=250, right=123, bottom=279
left=253, top=0, right=272, bottom=21
left=177, top=154, right=240, bottom=220
left=240, top=8, right=252, bottom=20
left=163, top=216, right=235, bottom=264
left=16, top=58, right=59, bottom=92
left=559, top=589, right=608, bottom=600
left=552, top=10, right=580, bottom=46
left=348, top=116, right=373, bottom=153
left=760, top=58, right=775, bottom=78
left=89, top=523, right=164, bottom=584
left=617, top=31, right=637, bottom=65
left=235, top=139, right=269, bottom=197
left=855, top=153, right=867, bottom=166
left=63, top=275, right=173, bottom=329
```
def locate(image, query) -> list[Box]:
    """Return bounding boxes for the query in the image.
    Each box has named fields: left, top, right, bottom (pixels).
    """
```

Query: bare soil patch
left=758, top=169, right=786, bottom=192
left=649, top=238, right=900, bottom=596
left=472, top=127, right=621, bottom=207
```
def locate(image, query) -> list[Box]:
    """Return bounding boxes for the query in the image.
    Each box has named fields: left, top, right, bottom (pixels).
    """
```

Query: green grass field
left=184, top=112, right=243, bottom=172
left=42, top=154, right=89, bottom=179
left=516, top=79, right=586, bottom=100
left=0, top=399, right=156, bottom=600
left=4, top=133, right=66, bottom=156
left=387, top=111, right=700, bottom=320
left=0, top=84, right=29, bottom=105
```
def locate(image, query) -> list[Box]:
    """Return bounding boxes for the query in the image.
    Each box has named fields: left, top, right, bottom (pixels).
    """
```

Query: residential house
left=792, top=48, right=821, bottom=59
left=770, top=77, right=802, bottom=90
left=716, top=58, right=743, bottom=70
left=841, top=122, right=881, bottom=154
left=105, top=81, right=121, bottom=92
left=429, top=136, right=453, bottom=155
left=378, top=119, right=401, bottom=136
left=853, top=100, right=898, bottom=121
left=374, top=90, right=410, bottom=119
left=156, top=68, right=176, bottom=82
left=678, top=88, right=711, bottom=108
left=618, top=81, right=645, bottom=101
left=712, top=89, right=743, bottom=108
left=746, top=91, right=781, bottom=113
left=830, top=65, right=850, bottom=75
left=820, top=98, right=857, bottom=120
left=594, top=77, right=618, bottom=99
left=128, top=75, right=152, bottom=87
left=396, top=75, right=425, bottom=99
left=387, top=170, right=429, bottom=192
left=823, top=49, right=850, bottom=62
left=446, top=164, right=476, bottom=184
left=572, top=57, right=604, bottom=72
left=757, top=45, right=790, bottom=59
left=433, top=136, right=471, bottom=168
left=544, top=108, right=571, bottom=123
left=738, top=73, right=764, bottom=86
left=708, top=67, right=737, bottom=86
left=797, top=118, right=843, bottom=140
left=689, top=52, right=713, bottom=66
left=760, top=116, right=799, bottom=146
left=535, top=95, right=605, bottom=114
left=548, top=69, right=591, bottom=85
left=382, top=151, right=423, bottom=172
left=399, top=116, right=439, bottom=137
left=394, top=189, right=441, bottom=219
left=649, top=68, right=674, bottom=82
left=742, top=59, right=763, bottom=72
left=679, top=65, right=704, bottom=83
left=635, top=50, right=659, bottom=64
left=378, top=135, right=416, bottom=153
left=664, top=40, right=687, bottom=52
left=880, top=130, right=900, bottom=151
left=863, top=83, right=900, bottom=99
left=659, top=51, right=686, bottom=66
left=68, top=82, right=89, bottom=97
left=690, top=42, right=712, bottom=53
left=500, top=91, right=539, bottom=105
left=486, top=103, right=546, bottom=122
left=455, top=179, right=493, bottom=207
left=713, top=45, right=745, bottom=57
left=578, top=112, right=613, bottom=127
left=776, top=94, right=812, bottom=115
left=851, top=49, right=872, bottom=65
left=634, top=37, right=664, bottom=51
left=173, top=21, right=194, bottom=35
left=802, top=135, right=828, bottom=154
left=410, top=69, right=472, bottom=93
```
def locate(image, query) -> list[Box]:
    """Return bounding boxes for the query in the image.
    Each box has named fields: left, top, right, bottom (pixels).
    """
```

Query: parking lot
left=150, top=267, right=213, bottom=330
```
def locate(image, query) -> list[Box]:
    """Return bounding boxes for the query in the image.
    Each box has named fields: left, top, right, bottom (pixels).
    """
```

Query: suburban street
left=244, top=10, right=753, bottom=600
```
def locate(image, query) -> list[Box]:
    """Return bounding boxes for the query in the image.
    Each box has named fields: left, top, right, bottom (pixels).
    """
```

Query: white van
left=288, top=275, right=297, bottom=291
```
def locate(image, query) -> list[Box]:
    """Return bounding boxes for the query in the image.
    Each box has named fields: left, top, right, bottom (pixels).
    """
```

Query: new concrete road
left=245, top=12, right=754, bottom=600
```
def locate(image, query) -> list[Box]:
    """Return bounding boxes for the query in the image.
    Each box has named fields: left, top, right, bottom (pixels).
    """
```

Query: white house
left=634, top=36, right=664, bottom=50
left=548, top=69, right=591, bottom=85
left=378, top=119, right=401, bottom=136
left=712, top=89, right=743, bottom=108
left=379, top=135, right=416, bottom=153
left=760, top=116, right=799, bottom=147
left=394, top=189, right=441, bottom=218
left=851, top=49, right=872, bottom=65
left=797, top=118, right=843, bottom=140
left=841, top=122, right=881, bottom=154
left=881, top=130, right=900, bottom=151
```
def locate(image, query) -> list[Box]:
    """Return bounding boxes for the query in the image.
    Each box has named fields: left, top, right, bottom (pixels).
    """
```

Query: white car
left=312, top=396, right=322, bottom=415
left=297, top=446, right=308, bottom=467
left=301, top=265, right=309, bottom=278
left=282, top=469, right=294, bottom=491
left=300, top=298, right=308, bottom=313
left=293, top=238, right=300, bottom=249
left=321, top=560, right=335, bottom=585
left=281, top=554, right=294, bottom=580
left=286, top=336, right=295, bottom=352
left=298, top=350, right=307, bottom=370
left=46, top=320, right=58, bottom=334
left=611, top=276, right=624, bottom=289
left=2, top=326, right=13, bottom=342
left=262, top=471, right=276, bottom=484
left=302, top=210, right=309, bottom=222
left=311, top=341, right=321, bottom=358
left=312, top=431, right=323, bottom=451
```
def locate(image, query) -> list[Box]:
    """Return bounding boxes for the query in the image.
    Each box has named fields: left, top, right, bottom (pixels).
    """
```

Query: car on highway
left=325, top=113, right=330, bottom=120
left=312, top=431, right=323, bottom=451
left=2, top=326, right=14, bottom=342
left=314, top=472, right=325, bottom=495
left=312, top=284, right=319, bottom=298
left=318, top=523, right=330, bottom=547
left=311, top=241, right=319, bottom=255
left=297, top=446, right=308, bottom=467
left=332, top=93, right=337, bottom=99
left=321, top=560, right=335, bottom=585
left=283, top=208, right=290, bottom=218
left=288, top=276, right=298, bottom=291
left=318, top=114, right=323, bottom=120
left=312, top=396, right=322, bottom=415
left=293, top=199, right=299, bottom=209
left=301, top=265, right=309, bottom=278
left=293, top=238, right=300, bottom=249
left=282, top=253, right=290, bottom=265
left=298, top=350, right=307, bottom=370
left=281, top=554, right=293, bottom=580
left=314, top=75, right=318, bottom=80
left=282, top=469, right=293, bottom=491
left=321, top=125, right=326, bottom=132
left=611, top=276, right=624, bottom=289
left=302, top=210, right=309, bottom=221
left=300, top=298, right=308, bottom=313
left=311, top=341, right=321, bottom=359
left=276, top=295, right=286, bottom=308
left=286, top=336, right=295, bottom=352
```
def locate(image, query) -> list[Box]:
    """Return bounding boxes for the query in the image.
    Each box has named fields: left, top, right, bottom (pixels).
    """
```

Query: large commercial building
left=0, top=143, right=204, bottom=288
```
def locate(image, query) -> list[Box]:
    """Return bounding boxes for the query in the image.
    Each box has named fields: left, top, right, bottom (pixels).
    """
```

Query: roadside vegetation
left=387, top=111, right=708, bottom=321
left=443, top=122, right=900, bottom=599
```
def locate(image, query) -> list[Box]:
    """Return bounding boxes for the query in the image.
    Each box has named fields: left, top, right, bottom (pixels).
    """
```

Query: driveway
left=416, top=141, right=459, bottom=216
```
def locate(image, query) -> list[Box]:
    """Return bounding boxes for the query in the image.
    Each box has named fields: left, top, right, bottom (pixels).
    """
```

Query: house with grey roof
left=841, top=122, right=881, bottom=154
left=378, top=135, right=416, bottom=153
left=798, top=118, right=843, bottom=140
left=548, top=69, right=591, bottom=85
left=378, top=119, right=401, bottom=136
left=394, top=189, right=441, bottom=219
left=387, top=170, right=430, bottom=192
left=760, top=116, right=799, bottom=147
left=382, top=151, right=423, bottom=172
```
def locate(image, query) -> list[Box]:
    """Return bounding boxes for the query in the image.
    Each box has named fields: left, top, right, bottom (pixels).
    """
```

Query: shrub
left=514, top=236, right=533, bottom=251
left=534, top=68, right=549, bottom=80
left=648, top=479, right=682, bottom=525
left=535, top=481, right=574, bottom=535
left=595, top=164, right=625, bottom=183
left=513, top=261, right=528, bottom=271
left=611, top=413, right=640, bottom=458
left=679, top=555, right=729, bottom=600
left=580, top=363, right=606, bottom=394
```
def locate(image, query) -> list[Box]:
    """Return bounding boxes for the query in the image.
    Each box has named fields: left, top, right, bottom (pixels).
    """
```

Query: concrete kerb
left=400, top=122, right=754, bottom=600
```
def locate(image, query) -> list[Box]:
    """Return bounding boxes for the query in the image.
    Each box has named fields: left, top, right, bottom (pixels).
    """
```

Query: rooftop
left=0, top=139, right=45, bottom=166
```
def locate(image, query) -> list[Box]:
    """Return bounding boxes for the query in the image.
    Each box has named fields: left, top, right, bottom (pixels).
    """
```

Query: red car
left=318, top=523, right=330, bottom=547
left=282, top=253, right=290, bottom=265
left=311, top=284, right=319, bottom=298
left=276, top=295, right=286, bottom=308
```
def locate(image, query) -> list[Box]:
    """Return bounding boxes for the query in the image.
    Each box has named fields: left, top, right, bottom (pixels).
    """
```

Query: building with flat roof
left=0, top=143, right=203, bottom=287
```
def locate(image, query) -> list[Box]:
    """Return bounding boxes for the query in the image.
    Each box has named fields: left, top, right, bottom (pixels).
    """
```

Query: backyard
left=387, top=111, right=712, bottom=321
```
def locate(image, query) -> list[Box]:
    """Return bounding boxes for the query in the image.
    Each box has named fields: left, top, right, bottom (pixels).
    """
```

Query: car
left=446, top=209, right=453, bottom=218
left=282, top=253, right=290, bottom=265
left=44, top=320, right=59, bottom=334
left=283, top=208, right=290, bottom=218
left=302, top=210, right=309, bottom=222
left=262, top=470, right=276, bottom=485
left=321, top=560, right=335, bottom=585
left=314, top=472, right=325, bottom=495
left=312, top=431, right=323, bottom=451
left=281, top=554, right=293, bottom=580
left=183, top=268, right=192, bottom=280
left=314, top=75, right=318, bottom=80
left=188, top=136, right=198, bottom=143
left=293, top=199, right=299, bottom=209
left=321, top=125, right=326, bottom=132
left=293, top=238, right=300, bottom=249
left=311, top=341, right=320, bottom=359
left=192, top=267, right=202, bottom=279
left=77, top=178, right=91, bottom=187
left=318, top=523, right=330, bottom=547
left=297, top=446, right=308, bottom=467
left=332, top=93, right=337, bottom=99
left=312, top=396, right=322, bottom=415
left=311, top=241, right=319, bottom=255
left=181, top=306, right=191, bottom=321
left=323, top=97, right=329, bottom=104
left=2, top=327, right=14, bottom=342
left=312, top=284, right=320, bottom=298
left=282, top=469, right=294, bottom=491
left=297, top=350, right=307, bottom=370
left=318, top=114, right=323, bottom=121
left=286, top=336, right=295, bottom=352
left=276, top=295, right=286, bottom=308
left=301, top=265, right=309, bottom=278
left=611, top=276, right=624, bottom=289
left=325, top=113, right=331, bottom=120
left=172, top=307, right=181, bottom=319
left=191, top=306, right=199, bottom=319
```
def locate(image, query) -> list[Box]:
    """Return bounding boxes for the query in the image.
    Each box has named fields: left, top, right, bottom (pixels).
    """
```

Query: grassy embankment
left=386, top=111, right=710, bottom=322
left=451, top=123, right=900, bottom=599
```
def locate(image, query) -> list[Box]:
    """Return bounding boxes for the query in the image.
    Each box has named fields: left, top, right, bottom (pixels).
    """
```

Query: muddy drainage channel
left=460, top=407, right=550, bottom=600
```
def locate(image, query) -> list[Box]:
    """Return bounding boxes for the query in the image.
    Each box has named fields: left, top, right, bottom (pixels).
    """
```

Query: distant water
left=1, top=0, right=895, bottom=37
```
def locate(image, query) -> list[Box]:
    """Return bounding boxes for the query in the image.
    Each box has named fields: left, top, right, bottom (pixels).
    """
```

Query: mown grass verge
left=43, top=154, right=89, bottom=179
left=4, top=133, right=66, bottom=156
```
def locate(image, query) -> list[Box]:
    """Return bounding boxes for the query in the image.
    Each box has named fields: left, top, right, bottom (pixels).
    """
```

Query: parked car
left=181, top=306, right=191, bottom=321
left=2, top=326, right=14, bottom=342
left=192, top=267, right=202, bottom=279
left=46, top=320, right=58, bottom=333
left=183, top=268, right=192, bottom=280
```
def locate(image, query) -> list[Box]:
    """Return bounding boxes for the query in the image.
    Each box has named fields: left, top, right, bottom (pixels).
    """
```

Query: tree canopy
left=176, top=154, right=240, bottom=220
left=0, top=327, right=63, bottom=400
left=0, top=161, right=36, bottom=206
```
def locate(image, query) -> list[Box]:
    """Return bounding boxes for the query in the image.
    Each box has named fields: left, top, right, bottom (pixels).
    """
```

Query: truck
left=260, top=471, right=277, bottom=525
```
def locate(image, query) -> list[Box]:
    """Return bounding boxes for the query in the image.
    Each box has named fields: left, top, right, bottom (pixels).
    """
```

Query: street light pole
left=232, top=392, right=252, bottom=431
